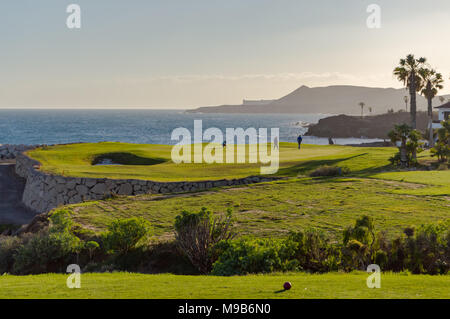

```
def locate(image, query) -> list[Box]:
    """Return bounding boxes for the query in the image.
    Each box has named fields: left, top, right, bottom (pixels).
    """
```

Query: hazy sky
left=1, top=0, right=450, bottom=108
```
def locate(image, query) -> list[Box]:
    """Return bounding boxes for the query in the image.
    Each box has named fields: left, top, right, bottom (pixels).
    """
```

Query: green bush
left=102, top=217, right=151, bottom=254
left=374, top=250, right=388, bottom=269
left=341, top=215, right=376, bottom=269
left=11, top=210, right=83, bottom=275
left=48, top=209, right=74, bottom=233
left=211, top=238, right=298, bottom=276
left=211, top=218, right=449, bottom=275
left=175, top=207, right=235, bottom=274
left=212, top=229, right=339, bottom=276
left=309, top=165, right=349, bottom=177
left=289, top=229, right=339, bottom=272
left=0, top=236, right=23, bottom=274
left=430, top=120, right=449, bottom=163
left=85, top=241, right=100, bottom=260
left=406, top=223, right=449, bottom=274
left=388, top=124, right=423, bottom=167
left=343, top=215, right=375, bottom=246
left=13, top=230, right=82, bottom=275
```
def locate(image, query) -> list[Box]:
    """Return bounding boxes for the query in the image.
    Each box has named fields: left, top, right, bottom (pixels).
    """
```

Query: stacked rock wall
left=15, top=152, right=279, bottom=214
left=0, top=144, right=38, bottom=160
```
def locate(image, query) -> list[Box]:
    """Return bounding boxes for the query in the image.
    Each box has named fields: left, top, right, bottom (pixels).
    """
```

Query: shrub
left=403, top=227, right=415, bottom=238
left=175, top=207, right=235, bottom=274
left=388, top=124, right=423, bottom=167
left=342, top=239, right=368, bottom=270
left=0, top=236, right=23, bottom=273
left=373, top=250, right=388, bottom=269
left=102, top=241, right=199, bottom=274
left=212, top=228, right=341, bottom=276
left=85, top=241, right=100, bottom=260
left=343, top=215, right=375, bottom=247
left=430, top=120, right=449, bottom=163
left=309, top=165, right=349, bottom=177
left=48, top=209, right=74, bottom=233
left=211, top=238, right=298, bottom=276
left=102, top=217, right=151, bottom=254
left=289, top=229, right=339, bottom=272
left=406, top=223, right=449, bottom=274
left=11, top=209, right=83, bottom=275
left=144, top=241, right=199, bottom=275
left=342, top=215, right=376, bottom=268
left=13, top=230, right=82, bottom=274
left=386, top=236, right=408, bottom=272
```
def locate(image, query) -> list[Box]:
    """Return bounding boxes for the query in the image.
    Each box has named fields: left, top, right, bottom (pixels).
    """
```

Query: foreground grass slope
left=64, top=177, right=449, bottom=240
left=28, top=142, right=398, bottom=181
left=1, top=273, right=448, bottom=299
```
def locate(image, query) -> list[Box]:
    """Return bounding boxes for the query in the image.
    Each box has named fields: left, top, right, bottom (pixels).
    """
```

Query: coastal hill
left=305, top=111, right=432, bottom=139
left=188, top=85, right=450, bottom=114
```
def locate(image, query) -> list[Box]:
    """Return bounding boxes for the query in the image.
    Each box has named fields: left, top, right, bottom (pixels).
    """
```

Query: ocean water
left=0, top=109, right=382, bottom=145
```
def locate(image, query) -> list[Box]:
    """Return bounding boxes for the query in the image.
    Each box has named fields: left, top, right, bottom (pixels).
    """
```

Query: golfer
left=328, top=137, right=334, bottom=145
left=297, top=135, right=303, bottom=149
left=273, top=136, right=279, bottom=150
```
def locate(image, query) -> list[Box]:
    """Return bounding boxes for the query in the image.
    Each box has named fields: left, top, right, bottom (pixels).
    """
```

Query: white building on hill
left=242, top=99, right=275, bottom=106
left=432, top=101, right=450, bottom=129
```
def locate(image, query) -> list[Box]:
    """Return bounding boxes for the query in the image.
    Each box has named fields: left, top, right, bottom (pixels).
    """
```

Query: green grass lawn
left=0, top=272, right=448, bottom=299
left=27, top=142, right=449, bottom=194
left=36, top=142, right=448, bottom=239
left=9, top=143, right=449, bottom=299
left=369, top=170, right=450, bottom=195
left=63, top=177, right=449, bottom=240
left=28, top=142, right=398, bottom=181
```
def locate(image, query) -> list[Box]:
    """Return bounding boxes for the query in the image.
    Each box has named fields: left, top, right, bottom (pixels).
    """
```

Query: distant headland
left=187, top=85, right=450, bottom=115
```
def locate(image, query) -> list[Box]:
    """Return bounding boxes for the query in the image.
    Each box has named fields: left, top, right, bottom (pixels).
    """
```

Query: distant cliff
left=305, top=112, right=432, bottom=139
left=187, top=85, right=449, bottom=114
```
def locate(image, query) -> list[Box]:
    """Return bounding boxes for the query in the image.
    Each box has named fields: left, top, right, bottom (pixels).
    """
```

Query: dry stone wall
left=15, top=152, right=280, bottom=214
left=0, top=144, right=38, bottom=160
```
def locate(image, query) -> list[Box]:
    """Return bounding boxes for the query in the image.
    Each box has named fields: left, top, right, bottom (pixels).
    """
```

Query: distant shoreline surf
left=0, top=109, right=382, bottom=146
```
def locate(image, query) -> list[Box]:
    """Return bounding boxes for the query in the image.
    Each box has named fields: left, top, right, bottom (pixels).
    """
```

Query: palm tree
left=359, top=102, right=365, bottom=118
left=403, top=96, right=409, bottom=111
left=368, top=107, right=373, bottom=114
left=388, top=124, right=411, bottom=167
left=419, top=68, right=444, bottom=147
left=393, top=54, right=427, bottom=129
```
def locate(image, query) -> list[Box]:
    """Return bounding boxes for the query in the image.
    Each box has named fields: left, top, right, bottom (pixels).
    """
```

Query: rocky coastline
left=305, top=111, right=432, bottom=139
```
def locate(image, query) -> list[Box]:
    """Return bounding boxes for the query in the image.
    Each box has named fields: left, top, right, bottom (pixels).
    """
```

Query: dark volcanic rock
left=306, top=111, right=433, bottom=139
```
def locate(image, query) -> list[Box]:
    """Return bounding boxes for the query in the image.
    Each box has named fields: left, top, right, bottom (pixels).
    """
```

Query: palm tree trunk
left=409, top=73, right=417, bottom=160
left=428, top=96, right=434, bottom=147
left=410, top=73, right=417, bottom=130
left=400, top=138, right=408, bottom=167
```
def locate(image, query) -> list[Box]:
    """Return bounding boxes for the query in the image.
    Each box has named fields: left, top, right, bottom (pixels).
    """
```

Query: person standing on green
left=297, top=135, right=303, bottom=149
